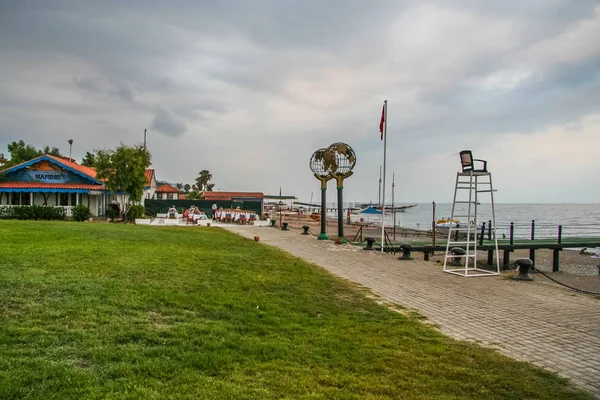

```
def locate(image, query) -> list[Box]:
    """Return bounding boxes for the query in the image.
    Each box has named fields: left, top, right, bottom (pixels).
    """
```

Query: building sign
left=88, top=190, right=103, bottom=196
left=25, top=170, right=67, bottom=183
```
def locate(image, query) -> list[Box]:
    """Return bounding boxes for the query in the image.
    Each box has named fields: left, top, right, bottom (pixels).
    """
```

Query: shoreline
left=271, top=214, right=600, bottom=278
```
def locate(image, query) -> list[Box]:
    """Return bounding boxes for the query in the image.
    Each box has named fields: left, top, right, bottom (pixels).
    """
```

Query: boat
left=356, top=203, right=417, bottom=213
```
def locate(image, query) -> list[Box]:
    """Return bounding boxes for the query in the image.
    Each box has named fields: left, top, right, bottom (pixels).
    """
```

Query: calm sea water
left=327, top=203, right=600, bottom=240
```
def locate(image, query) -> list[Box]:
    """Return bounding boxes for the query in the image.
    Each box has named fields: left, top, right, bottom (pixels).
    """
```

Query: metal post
left=558, top=225, right=562, bottom=244
left=553, top=249, right=560, bottom=272
left=553, top=225, right=562, bottom=272
left=509, top=222, right=514, bottom=246
left=432, top=201, right=436, bottom=248
left=318, top=181, right=329, bottom=240
left=337, top=178, right=346, bottom=243
left=529, top=220, right=535, bottom=267
left=480, top=222, right=486, bottom=246
left=487, top=220, right=492, bottom=240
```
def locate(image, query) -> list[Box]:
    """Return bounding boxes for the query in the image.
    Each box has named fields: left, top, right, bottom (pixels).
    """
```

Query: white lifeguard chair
left=443, top=150, right=500, bottom=277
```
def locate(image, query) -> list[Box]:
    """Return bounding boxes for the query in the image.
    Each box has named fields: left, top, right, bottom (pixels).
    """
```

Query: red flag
left=379, top=104, right=385, bottom=140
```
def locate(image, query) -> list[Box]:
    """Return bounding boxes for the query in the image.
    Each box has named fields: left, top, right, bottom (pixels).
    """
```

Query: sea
left=325, top=203, right=600, bottom=241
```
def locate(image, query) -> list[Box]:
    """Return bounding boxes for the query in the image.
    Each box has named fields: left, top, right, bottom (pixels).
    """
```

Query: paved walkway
left=224, top=225, right=600, bottom=397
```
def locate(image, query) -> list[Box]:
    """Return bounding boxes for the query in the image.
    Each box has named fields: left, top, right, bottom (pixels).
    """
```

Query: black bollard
left=424, top=251, right=430, bottom=261
left=450, top=247, right=466, bottom=266
left=364, top=237, right=376, bottom=250
left=398, top=244, right=414, bottom=260
left=270, top=219, right=276, bottom=227
left=281, top=222, right=289, bottom=231
left=301, top=225, right=310, bottom=235
left=513, top=258, right=534, bottom=281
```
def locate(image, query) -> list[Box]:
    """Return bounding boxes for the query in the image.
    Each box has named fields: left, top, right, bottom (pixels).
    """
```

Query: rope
left=533, top=268, right=600, bottom=296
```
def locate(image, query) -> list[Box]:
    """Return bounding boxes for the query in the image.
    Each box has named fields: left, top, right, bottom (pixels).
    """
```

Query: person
left=168, top=205, right=177, bottom=219
left=212, top=203, right=218, bottom=220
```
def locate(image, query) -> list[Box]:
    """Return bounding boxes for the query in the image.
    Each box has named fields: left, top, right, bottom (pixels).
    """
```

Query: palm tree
left=196, top=170, right=212, bottom=191
left=176, top=182, right=183, bottom=192
left=184, top=184, right=191, bottom=193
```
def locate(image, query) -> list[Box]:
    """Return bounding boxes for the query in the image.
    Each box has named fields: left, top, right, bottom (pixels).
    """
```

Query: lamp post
left=310, top=149, right=334, bottom=240
left=325, top=142, right=356, bottom=244
left=68, top=139, right=73, bottom=161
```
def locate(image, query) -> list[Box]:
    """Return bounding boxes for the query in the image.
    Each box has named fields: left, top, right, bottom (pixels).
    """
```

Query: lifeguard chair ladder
left=443, top=151, right=500, bottom=277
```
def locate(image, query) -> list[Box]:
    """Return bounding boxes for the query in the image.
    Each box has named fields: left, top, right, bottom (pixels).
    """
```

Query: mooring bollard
left=513, top=258, right=534, bottom=281
left=364, top=237, right=376, bottom=250
left=270, top=219, right=276, bottom=227
left=398, top=243, right=413, bottom=260
left=281, top=222, right=289, bottom=231
left=450, top=247, right=466, bottom=266
left=301, top=225, right=310, bottom=235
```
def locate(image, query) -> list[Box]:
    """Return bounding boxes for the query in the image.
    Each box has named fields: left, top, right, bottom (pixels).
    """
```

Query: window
left=21, top=192, right=31, bottom=206
left=60, top=193, right=69, bottom=206
left=11, top=193, right=19, bottom=205
left=71, top=193, right=77, bottom=206
left=167, top=193, right=174, bottom=200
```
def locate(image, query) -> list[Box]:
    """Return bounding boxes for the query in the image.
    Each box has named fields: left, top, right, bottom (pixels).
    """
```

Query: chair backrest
left=459, top=150, right=473, bottom=172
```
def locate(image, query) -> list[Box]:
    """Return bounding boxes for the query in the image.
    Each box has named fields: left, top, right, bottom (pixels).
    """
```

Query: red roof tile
left=145, top=169, right=155, bottom=186
left=201, top=191, right=264, bottom=200
left=156, top=184, right=180, bottom=193
left=0, top=182, right=105, bottom=190
left=45, top=154, right=98, bottom=180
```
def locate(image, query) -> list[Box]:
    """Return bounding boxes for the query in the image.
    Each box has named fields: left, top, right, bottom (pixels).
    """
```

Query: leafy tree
left=42, top=146, right=62, bottom=157
left=206, top=183, right=215, bottom=191
left=0, top=153, right=8, bottom=170
left=81, top=151, right=98, bottom=167
left=95, top=143, right=152, bottom=218
left=186, top=190, right=201, bottom=200
left=176, top=182, right=183, bottom=192
left=195, top=170, right=213, bottom=192
left=3, top=140, right=64, bottom=168
left=183, top=183, right=191, bottom=193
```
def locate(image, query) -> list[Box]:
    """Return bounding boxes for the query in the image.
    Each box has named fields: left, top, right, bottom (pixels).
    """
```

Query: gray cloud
left=150, top=109, right=186, bottom=138
left=1, top=1, right=600, bottom=202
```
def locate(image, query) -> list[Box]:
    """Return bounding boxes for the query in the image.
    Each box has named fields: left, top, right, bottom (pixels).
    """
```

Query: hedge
left=0, top=205, right=66, bottom=220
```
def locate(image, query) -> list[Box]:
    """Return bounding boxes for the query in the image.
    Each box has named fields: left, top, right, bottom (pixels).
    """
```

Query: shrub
left=106, top=208, right=120, bottom=221
left=127, top=205, right=146, bottom=222
left=0, top=205, right=66, bottom=220
left=72, top=205, right=90, bottom=222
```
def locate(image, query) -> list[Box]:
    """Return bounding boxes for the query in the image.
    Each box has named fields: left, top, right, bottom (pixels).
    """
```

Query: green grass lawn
left=0, top=221, right=591, bottom=399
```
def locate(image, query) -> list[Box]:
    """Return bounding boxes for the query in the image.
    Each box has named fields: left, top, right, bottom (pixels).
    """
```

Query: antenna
left=68, top=139, right=73, bottom=161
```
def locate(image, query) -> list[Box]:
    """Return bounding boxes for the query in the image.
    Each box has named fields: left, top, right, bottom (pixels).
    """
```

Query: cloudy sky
left=1, top=0, right=599, bottom=204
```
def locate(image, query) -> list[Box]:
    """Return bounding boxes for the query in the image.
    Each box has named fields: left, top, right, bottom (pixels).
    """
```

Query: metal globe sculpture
left=324, top=142, right=356, bottom=177
left=309, top=148, right=330, bottom=178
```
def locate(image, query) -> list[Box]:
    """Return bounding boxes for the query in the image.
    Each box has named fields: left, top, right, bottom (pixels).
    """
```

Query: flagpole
left=381, top=100, right=387, bottom=252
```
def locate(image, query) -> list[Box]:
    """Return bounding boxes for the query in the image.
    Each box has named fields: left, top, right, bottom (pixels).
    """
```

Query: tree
left=95, top=143, right=152, bottom=218
left=195, top=170, right=213, bottom=191
left=81, top=151, right=98, bottom=167
left=176, top=182, right=183, bottom=192
left=183, top=183, right=191, bottom=193
left=3, top=140, right=64, bottom=168
left=206, top=183, right=215, bottom=191
left=0, top=153, right=8, bottom=170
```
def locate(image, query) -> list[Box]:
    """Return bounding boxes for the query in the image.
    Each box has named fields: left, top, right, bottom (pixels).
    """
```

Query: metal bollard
left=398, top=243, right=414, bottom=260
left=364, top=237, right=376, bottom=250
left=513, top=258, right=534, bottom=281
left=301, top=225, right=310, bottom=235
left=450, top=247, right=466, bottom=266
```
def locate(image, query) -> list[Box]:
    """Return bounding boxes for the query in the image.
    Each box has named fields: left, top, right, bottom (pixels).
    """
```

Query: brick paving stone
left=224, top=226, right=600, bottom=397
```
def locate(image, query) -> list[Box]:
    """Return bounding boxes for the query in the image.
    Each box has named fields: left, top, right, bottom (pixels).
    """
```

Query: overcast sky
left=1, top=0, right=599, bottom=204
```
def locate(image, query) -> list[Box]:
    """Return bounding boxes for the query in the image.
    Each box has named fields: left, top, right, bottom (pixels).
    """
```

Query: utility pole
left=144, top=129, right=147, bottom=149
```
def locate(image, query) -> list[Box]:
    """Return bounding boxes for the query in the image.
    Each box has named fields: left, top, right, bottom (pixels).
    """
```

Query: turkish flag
left=379, top=104, right=385, bottom=140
